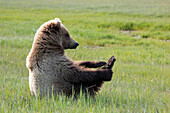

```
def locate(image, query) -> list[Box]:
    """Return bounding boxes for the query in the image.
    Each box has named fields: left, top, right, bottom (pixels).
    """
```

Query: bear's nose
left=76, top=43, right=79, bottom=47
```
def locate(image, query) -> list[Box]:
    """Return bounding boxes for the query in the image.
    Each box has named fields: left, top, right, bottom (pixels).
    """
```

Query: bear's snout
left=71, top=42, right=79, bottom=49
left=75, top=42, right=79, bottom=48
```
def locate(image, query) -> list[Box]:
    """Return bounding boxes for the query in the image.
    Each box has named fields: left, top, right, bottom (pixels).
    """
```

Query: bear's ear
left=55, top=18, right=62, bottom=29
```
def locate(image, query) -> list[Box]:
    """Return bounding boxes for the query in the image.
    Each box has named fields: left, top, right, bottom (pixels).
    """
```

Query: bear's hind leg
left=73, top=81, right=104, bottom=97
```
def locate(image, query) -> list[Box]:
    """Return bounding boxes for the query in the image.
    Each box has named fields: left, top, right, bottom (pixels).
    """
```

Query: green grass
left=0, top=0, right=170, bottom=112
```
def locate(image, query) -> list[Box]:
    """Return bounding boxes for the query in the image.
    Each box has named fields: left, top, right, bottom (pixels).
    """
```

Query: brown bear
left=26, top=18, right=116, bottom=97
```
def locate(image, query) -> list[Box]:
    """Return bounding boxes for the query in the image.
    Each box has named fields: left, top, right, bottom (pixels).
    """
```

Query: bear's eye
left=65, top=34, right=69, bottom=37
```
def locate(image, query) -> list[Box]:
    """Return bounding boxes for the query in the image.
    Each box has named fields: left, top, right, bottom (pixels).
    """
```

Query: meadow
left=0, top=0, right=169, bottom=112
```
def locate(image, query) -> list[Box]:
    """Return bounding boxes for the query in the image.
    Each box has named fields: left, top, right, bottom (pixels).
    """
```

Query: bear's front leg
left=75, top=61, right=106, bottom=68
left=81, top=56, right=116, bottom=96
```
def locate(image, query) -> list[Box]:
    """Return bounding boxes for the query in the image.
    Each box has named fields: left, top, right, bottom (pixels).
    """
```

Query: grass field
left=0, top=0, right=170, bottom=112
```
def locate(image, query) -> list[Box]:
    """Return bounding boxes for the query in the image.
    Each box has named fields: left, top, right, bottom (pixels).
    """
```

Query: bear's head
left=55, top=18, right=79, bottom=49
left=37, top=18, right=79, bottom=50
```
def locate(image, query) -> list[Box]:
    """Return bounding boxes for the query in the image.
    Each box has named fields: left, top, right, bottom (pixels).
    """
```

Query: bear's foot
left=102, top=56, right=116, bottom=69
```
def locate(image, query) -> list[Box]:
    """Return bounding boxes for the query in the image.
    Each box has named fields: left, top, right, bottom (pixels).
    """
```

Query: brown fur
left=26, top=18, right=113, bottom=97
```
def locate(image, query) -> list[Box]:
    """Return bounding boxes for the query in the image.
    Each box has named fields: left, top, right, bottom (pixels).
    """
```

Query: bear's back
left=28, top=53, right=73, bottom=96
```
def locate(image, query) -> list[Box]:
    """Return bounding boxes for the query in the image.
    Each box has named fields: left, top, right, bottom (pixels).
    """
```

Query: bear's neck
left=27, top=43, right=65, bottom=71
left=33, top=38, right=64, bottom=55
